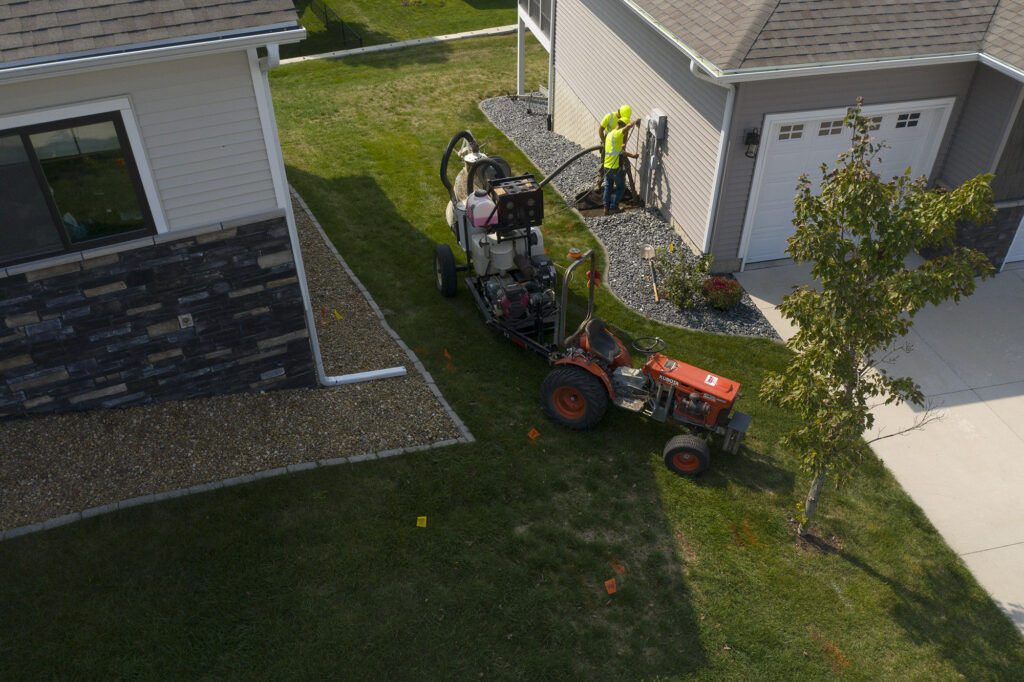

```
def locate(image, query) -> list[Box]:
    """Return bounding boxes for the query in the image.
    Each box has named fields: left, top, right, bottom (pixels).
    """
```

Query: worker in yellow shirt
left=603, top=116, right=641, bottom=215
left=598, top=105, right=633, bottom=145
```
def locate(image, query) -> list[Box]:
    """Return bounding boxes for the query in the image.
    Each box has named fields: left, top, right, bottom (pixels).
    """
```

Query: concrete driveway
left=737, top=260, right=1024, bottom=633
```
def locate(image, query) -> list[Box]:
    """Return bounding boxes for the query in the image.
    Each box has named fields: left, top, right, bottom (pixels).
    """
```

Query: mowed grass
left=283, top=0, right=517, bottom=58
left=1, top=36, right=1023, bottom=679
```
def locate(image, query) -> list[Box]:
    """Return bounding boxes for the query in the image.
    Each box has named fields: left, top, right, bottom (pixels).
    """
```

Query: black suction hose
left=538, top=145, right=602, bottom=189
left=440, top=130, right=479, bottom=204
left=466, top=158, right=510, bottom=195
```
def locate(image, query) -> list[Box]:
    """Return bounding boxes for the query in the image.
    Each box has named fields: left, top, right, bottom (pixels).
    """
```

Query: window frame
left=0, top=98, right=165, bottom=268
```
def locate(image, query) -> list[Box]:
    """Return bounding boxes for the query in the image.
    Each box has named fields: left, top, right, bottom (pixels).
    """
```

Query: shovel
left=641, top=244, right=659, bottom=302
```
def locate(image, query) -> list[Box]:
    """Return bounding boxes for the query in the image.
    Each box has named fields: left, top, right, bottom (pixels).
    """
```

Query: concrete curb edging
left=0, top=436, right=470, bottom=541
left=0, top=194, right=476, bottom=543
left=280, top=25, right=517, bottom=65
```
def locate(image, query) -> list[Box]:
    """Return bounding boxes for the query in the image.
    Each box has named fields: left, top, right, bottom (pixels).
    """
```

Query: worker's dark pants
left=603, top=166, right=626, bottom=210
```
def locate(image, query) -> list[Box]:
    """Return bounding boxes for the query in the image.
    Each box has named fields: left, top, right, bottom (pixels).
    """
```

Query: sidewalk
left=280, top=25, right=517, bottom=65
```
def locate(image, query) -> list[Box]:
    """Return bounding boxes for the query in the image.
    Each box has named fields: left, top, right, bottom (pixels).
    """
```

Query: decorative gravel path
left=0, top=193, right=467, bottom=535
left=479, top=96, right=779, bottom=339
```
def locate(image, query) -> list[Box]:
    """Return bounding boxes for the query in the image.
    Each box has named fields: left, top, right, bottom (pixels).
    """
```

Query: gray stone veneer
left=0, top=212, right=316, bottom=418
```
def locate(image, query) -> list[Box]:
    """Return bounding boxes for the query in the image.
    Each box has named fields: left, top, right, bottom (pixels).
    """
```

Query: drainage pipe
left=254, top=47, right=407, bottom=387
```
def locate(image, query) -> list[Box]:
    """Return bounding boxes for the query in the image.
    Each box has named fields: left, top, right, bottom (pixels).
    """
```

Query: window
left=818, top=120, right=844, bottom=136
left=0, top=112, right=154, bottom=267
left=895, top=112, right=920, bottom=129
left=868, top=116, right=882, bottom=131
left=778, top=124, right=803, bottom=140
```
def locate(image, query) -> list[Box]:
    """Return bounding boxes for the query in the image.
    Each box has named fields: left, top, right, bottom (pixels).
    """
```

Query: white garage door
left=740, top=98, right=955, bottom=265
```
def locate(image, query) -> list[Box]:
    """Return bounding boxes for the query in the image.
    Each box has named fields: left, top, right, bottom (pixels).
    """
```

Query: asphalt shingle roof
left=984, top=0, right=1024, bottom=67
left=0, top=0, right=299, bottom=67
left=629, top=0, right=1011, bottom=71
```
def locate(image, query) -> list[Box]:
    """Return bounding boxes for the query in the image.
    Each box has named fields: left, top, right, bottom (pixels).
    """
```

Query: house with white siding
left=518, top=0, right=1024, bottom=272
left=0, top=0, right=315, bottom=417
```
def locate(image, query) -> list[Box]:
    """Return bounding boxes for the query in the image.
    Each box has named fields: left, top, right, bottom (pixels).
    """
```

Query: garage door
left=740, top=98, right=955, bottom=265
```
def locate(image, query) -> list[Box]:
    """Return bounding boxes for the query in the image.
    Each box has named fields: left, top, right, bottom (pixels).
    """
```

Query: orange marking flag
left=605, top=578, right=617, bottom=594
left=528, top=428, right=540, bottom=440
left=443, top=348, right=452, bottom=359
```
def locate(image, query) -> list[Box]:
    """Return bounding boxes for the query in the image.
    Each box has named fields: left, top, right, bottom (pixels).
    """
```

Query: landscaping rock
left=480, top=96, right=779, bottom=340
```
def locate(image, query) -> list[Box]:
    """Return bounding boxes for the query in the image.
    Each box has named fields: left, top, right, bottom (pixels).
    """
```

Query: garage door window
left=0, top=112, right=154, bottom=267
left=818, top=120, right=844, bottom=136
left=896, top=112, right=921, bottom=128
left=778, top=124, right=803, bottom=140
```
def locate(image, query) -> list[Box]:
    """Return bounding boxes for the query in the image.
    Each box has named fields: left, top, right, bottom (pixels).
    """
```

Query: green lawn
left=283, top=0, right=517, bottom=58
left=2, top=35, right=1023, bottom=679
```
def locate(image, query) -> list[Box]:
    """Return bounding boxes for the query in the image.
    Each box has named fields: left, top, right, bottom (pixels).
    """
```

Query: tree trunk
left=798, top=465, right=829, bottom=537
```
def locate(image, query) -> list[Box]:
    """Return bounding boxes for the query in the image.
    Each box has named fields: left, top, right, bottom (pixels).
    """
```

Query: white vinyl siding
left=0, top=51, right=277, bottom=232
left=711, top=62, right=977, bottom=264
left=552, top=0, right=727, bottom=249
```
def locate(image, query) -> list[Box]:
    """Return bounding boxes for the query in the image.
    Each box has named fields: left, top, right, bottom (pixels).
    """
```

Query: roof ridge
left=728, top=0, right=782, bottom=69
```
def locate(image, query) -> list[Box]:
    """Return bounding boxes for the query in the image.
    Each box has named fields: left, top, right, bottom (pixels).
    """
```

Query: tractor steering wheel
left=632, top=337, right=666, bottom=355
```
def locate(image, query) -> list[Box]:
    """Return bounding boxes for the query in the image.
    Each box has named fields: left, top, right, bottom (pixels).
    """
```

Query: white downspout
left=546, top=0, right=557, bottom=131
left=253, top=48, right=406, bottom=386
left=689, top=60, right=736, bottom=256
left=517, top=15, right=526, bottom=96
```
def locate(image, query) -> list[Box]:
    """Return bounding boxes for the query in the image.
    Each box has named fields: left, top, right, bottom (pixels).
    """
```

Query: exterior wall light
left=744, top=129, right=761, bottom=158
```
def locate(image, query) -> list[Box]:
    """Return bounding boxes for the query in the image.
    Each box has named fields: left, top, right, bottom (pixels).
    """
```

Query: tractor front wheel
left=434, top=243, right=457, bottom=297
left=663, top=434, right=710, bottom=477
left=541, top=366, right=608, bottom=430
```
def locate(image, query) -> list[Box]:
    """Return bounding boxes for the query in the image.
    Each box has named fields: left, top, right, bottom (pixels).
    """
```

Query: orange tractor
left=540, top=251, right=752, bottom=476
left=435, top=130, right=750, bottom=476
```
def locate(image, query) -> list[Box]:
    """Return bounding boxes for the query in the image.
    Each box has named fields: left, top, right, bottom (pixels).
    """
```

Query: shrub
left=703, top=276, right=744, bottom=311
left=655, top=249, right=713, bottom=309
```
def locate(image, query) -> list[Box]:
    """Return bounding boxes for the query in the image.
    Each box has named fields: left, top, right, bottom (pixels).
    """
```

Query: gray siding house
left=0, top=0, right=315, bottom=417
left=518, top=0, right=1024, bottom=272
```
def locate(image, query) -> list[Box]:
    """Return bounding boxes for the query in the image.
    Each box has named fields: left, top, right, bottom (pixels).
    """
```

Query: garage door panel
left=742, top=100, right=953, bottom=264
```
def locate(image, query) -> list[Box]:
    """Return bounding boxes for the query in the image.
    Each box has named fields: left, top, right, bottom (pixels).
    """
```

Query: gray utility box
left=648, top=108, right=667, bottom=139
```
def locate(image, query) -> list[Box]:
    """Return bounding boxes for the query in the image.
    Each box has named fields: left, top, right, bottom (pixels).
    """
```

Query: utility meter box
left=648, top=108, right=667, bottom=139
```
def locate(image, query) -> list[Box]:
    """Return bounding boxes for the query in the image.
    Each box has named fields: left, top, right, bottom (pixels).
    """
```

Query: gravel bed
left=0, top=197, right=463, bottom=532
left=480, top=96, right=779, bottom=339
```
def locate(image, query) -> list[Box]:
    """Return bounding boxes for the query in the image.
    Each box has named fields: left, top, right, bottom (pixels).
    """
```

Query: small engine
left=674, top=392, right=712, bottom=421
left=482, top=255, right=557, bottom=329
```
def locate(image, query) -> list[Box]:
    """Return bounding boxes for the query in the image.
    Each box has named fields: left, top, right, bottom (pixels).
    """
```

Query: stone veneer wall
left=954, top=205, right=1024, bottom=269
left=0, top=212, right=316, bottom=418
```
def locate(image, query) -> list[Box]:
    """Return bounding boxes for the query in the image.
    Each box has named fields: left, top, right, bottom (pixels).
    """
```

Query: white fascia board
left=0, top=26, right=306, bottom=86
left=517, top=6, right=551, bottom=52
left=979, top=53, right=1024, bottom=84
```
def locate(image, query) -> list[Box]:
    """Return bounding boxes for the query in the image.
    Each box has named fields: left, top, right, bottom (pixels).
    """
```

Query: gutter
left=0, top=25, right=306, bottom=85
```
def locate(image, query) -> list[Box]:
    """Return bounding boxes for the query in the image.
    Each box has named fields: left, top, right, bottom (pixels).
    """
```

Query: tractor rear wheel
left=541, top=366, right=608, bottom=430
left=434, top=243, right=457, bottom=297
left=663, top=434, right=710, bottom=477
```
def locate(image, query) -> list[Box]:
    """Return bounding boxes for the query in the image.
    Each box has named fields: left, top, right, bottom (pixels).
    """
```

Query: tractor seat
left=583, top=318, right=620, bottom=364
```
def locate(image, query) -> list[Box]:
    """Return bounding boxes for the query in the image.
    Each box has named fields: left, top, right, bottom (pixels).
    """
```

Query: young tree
left=760, top=100, right=995, bottom=537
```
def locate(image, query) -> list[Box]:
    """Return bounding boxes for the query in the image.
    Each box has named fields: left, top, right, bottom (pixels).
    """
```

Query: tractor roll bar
left=440, top=130, right=479, bottom=204
left=556, top=249, right=597, bottom=348
left=466, top=158, right=512, bottom=196
left=538, top=145, right=602, bottom=189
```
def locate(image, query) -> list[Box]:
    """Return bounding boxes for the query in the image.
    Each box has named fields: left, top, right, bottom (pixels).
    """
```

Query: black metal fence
left=308, top=0, right=363, bottom=50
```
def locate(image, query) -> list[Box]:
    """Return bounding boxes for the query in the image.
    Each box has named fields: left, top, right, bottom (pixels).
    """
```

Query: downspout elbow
left=260, top=43, right=280, bottom=72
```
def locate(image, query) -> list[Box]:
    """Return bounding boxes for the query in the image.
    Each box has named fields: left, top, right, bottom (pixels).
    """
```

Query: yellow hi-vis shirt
left=604, top=127, right=625, bottom=169
left=600, top=111, right=622, bottom=134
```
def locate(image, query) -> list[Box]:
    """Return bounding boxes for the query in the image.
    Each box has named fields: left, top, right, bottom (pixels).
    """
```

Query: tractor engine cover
left=645, top=353, right=740, bottom=427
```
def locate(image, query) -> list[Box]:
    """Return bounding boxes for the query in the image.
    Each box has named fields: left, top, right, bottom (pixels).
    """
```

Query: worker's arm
left=598, top=124, right=606, bottom=143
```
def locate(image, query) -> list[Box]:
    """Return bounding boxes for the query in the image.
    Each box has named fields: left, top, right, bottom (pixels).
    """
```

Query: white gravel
left=0, top=196, right=463, bottom=532
left=479, top=96, right=778, bottom=339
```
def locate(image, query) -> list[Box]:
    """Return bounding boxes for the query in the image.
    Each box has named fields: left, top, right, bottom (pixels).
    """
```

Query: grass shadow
left=836, top=547, right=1024, bottom=679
